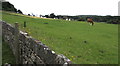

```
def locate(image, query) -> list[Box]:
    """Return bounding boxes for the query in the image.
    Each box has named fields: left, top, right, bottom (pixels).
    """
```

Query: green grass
left=0, top=34, right=2, bottom=65
left=0, top=22, right=2, bottom=65
left=1, top=11, right=118, bottom=64
left=2, top=40, right=16, bottom=64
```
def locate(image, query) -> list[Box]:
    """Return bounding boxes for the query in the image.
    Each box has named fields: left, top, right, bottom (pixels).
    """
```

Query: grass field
left=0, top=22, right=2, bottom=65
left=1, top=11, right=118, bottom=64
left=2, top=40, right=16, bottom=64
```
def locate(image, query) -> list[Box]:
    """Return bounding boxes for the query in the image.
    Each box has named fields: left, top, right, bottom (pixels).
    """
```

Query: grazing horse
left=87, top=18, right=94, bottom=26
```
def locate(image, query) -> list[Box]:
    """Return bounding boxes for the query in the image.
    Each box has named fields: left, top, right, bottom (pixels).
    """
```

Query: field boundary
left=2, top=21, right=72, bottom=64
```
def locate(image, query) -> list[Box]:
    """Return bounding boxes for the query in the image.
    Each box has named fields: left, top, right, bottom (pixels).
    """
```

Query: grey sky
left=5, top=0, right=120, bottom=16
left=118, top=1, right=120, bottom=16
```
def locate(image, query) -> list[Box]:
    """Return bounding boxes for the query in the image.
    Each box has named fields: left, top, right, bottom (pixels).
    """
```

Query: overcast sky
left=5, top=0, right=120, bottom=16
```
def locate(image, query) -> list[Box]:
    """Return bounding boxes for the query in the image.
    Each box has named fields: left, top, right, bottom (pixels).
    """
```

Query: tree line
left=38, top=13, right=120, bottom=24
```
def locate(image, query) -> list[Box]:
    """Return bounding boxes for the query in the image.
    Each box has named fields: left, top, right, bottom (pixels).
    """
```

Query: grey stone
left=2, top=21, right=72, bottom=64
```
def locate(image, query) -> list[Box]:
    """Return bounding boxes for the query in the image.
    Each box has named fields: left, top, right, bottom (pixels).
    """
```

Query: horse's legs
left=92, top=22, right=94, bottom=26
left=87, top=21, right=94, bottom=26
left=89, top=22, right=94, bottom=26
left=89, top=22, right=93, bottom=26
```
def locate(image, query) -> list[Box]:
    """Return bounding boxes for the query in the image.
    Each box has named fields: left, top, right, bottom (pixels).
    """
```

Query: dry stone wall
left=2, top=21, right=72, bottom=65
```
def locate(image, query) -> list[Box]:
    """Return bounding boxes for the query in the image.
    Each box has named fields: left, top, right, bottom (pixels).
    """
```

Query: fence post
left=24, top=21, right=26, bottom=28
left=14, top=22, right=20, bottom=64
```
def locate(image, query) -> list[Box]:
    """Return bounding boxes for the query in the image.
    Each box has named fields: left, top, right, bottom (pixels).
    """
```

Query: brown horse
left=87, top=18, right=94, bottom=26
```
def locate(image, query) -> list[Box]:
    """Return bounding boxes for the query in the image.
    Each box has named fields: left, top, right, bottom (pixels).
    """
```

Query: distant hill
left=0, top=1, right=17, bottom=12
left=0, top=1, right=23, bottom=14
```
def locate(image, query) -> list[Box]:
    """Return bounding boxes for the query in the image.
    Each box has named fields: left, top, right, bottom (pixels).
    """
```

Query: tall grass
left=2, top=40, right=16, bottom=64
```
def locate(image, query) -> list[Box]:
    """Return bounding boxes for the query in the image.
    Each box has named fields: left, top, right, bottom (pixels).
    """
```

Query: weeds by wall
left=2, top=21, right=72, bottom=65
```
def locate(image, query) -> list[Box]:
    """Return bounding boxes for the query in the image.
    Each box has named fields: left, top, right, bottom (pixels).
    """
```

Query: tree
left=2, top=1, right=17, bottom=12
left=50, top=13, right=55, bottom=18
left=17, top=9, right=23, bottom=14
left=78, top=18, right=85, bottom=21
left=39, top=14, right=43, bottom=17
left=45, top=15, right=49, bottom=18
left=28, top=14, right=31, bottom=16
